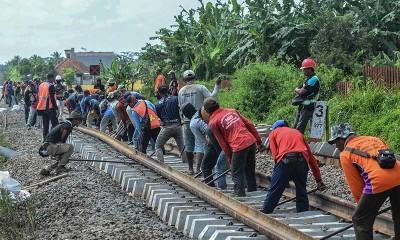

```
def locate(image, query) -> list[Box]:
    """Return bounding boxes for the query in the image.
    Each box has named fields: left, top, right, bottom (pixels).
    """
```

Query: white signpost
left=309, top=101, right=327, bottom=140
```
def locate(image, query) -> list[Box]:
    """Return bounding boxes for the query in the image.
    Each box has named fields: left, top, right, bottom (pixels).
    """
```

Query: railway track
left=68, top=125, right=394, bottom=240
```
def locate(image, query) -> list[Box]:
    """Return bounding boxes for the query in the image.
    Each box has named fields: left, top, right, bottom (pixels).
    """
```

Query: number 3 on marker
left=315, top=104, right=324, bottom=117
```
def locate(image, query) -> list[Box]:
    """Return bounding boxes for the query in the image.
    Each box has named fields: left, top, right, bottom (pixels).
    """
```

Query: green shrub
left=219, top=61, right=300, bottom=122
left=328, top=83, right=400, bottom=151
left=0, top=133, right=11, bottom=170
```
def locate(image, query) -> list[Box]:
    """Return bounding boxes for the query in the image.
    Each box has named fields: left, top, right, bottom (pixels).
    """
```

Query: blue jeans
left=183, top=122, right=195, bottom=153
left=261, top=159, right=309, bottom=214
left=215, top=152, right=229, bottom=189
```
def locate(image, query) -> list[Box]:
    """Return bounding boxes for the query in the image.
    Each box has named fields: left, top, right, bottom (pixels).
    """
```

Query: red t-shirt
left=209, top=108, right=262, bottom=162
left=269, top=126, right=322, bottom=182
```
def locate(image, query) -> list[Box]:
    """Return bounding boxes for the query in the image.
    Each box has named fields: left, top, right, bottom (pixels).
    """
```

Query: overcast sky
left=0, top=0, right=221, bottom=64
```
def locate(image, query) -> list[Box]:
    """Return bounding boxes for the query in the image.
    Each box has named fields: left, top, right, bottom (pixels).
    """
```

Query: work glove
left=317, top=181, right=327, bottom=191
left=256, top=144, right=267, bottom=153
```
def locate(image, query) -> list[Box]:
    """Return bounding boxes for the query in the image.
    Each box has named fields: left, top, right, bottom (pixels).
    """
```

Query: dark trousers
left=352, top=185, right=400, bottom=240
left=231, top=143, right=257, bottom=197
left=261, top=159, right=309, bottom=214
left=42, top=109, right=59, bottom=139
left=139, top=127, right=160, bottom=154
left=294, top=108, right=314, bottom=134
left=202, top=144, right=219, bottom=187
left=24, top=104, right=30, bottom=124
left=127, top=124, right=134, bottom=142
left=201, top=128, right=222, bottom=187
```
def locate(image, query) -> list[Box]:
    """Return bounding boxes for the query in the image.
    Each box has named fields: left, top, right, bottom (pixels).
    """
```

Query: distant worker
left=261, top=120, right=326, bottom=214
left=94, top=77, right=105, bottom=92
left=6, top=81, right=13, bottom=107
left=55, top=75, right=67, bottom=121
left=37, top=73, right=59, bottom=140
left=67, top=85, right=83, bottom=113
left=107, top=78, right=116, bottom=94
left=293, top=58, right=319, bottom=134
left=168, top=70, right=179, bottom=96
left=328, top=123, right=400, bottom=240
left=39, top=111, right=83, bottom=176
left=24, top=80, right=38, bottom=129
left=155, top=85, right=184, bottom=163
left=154, top=68, right=166, bottom=98
left=178, top=71, right=221, bottom=177
left=126, top=95, right=160, bottom=153
left=203, top=97, right=264, bottom=197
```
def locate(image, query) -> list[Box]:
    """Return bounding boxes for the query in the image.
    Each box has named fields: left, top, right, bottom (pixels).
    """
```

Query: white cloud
left=0, top=0, right=221, bottom=64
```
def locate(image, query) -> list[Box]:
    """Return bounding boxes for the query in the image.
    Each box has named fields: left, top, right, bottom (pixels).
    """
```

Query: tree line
left=2, top=0, right=400, bottom=85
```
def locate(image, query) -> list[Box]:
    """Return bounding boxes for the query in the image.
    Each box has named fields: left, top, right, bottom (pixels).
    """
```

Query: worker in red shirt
left=329, top=122, right=400, bottom=240
left=261, top=120, right=326, bottom=214
left=203, top=97, right=265, bottom=197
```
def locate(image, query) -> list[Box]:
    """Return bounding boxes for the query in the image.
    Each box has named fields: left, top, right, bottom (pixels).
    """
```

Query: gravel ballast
left=1, top=106, right=189, bottom=240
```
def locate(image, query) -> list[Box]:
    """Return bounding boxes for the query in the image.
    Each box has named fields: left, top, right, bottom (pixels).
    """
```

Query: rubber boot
left=186, top=152, right=194, bottom=175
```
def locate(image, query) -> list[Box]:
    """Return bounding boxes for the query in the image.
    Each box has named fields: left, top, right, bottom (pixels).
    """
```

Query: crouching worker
left=261, top=120, right=326, bottom=214
left=39, top=111, right=83, bottom=176
left=328, top=123, right=400, bottom=240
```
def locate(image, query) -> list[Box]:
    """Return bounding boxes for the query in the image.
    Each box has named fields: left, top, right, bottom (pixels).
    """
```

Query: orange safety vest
left=37, top=82, right=56, bottom=110
left=89, top=88, right=98, bottom=95
left=132, top=101, right=160, bottom=129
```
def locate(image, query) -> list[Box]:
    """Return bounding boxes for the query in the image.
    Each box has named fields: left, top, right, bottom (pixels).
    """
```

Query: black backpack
left=140, top=101, right=151, bottom=131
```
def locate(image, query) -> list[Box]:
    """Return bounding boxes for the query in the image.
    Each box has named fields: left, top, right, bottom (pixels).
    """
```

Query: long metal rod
left=76, top=126, right=315, bottom=240
left=206, top=169, right=231, bottom=185
left=201, top=173, right=216, bottom=183
left=320, top=206, right=391, bottom=240
left=277, top=188, right=318, bottom=206
left=255, top=173, right=394, bottom=236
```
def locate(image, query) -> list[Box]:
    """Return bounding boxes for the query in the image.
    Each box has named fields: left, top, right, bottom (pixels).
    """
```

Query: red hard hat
left=300, top=58, right=316, bottom=70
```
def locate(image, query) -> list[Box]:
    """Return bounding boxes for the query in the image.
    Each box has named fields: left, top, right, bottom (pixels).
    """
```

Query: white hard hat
left=183, top=70, right=195, bottom=80
left=55, top=75, right=62, bottom=81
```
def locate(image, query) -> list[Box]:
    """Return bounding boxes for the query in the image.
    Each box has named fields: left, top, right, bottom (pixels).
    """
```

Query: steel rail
left=76, top=126, right=314, bottom=240
left=256, top=173, right=394, bottom=236
left=154, top=136, right=395, bottom=237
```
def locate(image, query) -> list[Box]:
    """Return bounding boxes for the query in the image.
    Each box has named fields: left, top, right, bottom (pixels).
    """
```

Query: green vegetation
left=0, top=0, right=400, bottom=149
left=61, top=68, right=76, bottom=87
left=218, top=60, right=400, bottom=151
left=0, top=133, right=11, bottom=170
left=0, top=134, right=36, bottom=239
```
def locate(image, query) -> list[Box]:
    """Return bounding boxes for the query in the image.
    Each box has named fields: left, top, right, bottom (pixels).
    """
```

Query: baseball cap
left=271, top=120, right=289, bottom=130
left=183, top=70, right=195, bottom=80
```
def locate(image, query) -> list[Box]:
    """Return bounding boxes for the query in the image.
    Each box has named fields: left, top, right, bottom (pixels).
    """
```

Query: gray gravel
left=1, top=105, right=189, bottom=240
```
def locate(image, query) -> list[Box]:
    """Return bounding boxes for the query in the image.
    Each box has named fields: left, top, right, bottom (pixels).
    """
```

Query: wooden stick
left=22, top=173, right=69, bottom=190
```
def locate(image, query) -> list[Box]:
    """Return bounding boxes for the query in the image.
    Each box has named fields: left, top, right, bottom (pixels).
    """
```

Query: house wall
left=74, top=55, right=115, bottom=69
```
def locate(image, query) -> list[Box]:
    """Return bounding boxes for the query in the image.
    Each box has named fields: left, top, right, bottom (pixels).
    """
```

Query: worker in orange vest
left=154, top=68, right=166, bottom=98
left=37, top=73, right=59, bottom=140
left=126, top=95, right=160, bottom=153
left=107, top=78, right=116, bottom=94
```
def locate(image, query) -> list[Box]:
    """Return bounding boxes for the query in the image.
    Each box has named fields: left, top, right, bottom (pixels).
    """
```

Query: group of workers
left=4, top=57, right=398, bottom=240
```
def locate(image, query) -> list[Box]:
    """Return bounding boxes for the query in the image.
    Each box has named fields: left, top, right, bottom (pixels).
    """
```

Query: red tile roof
left=54, top=58, right=89, bottom=75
